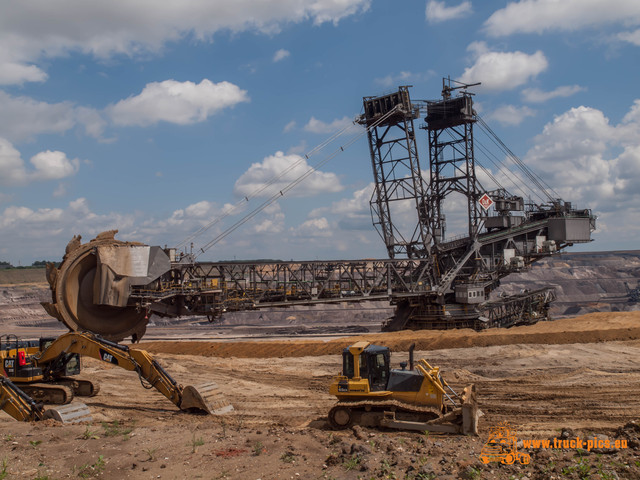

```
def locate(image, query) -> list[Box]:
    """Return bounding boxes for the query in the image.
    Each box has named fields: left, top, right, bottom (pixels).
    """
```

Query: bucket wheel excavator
left=35, top=82, right=595, bottom=344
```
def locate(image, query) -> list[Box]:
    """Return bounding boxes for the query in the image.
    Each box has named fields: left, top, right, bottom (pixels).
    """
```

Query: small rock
left=560, top=428, right=575, bottom=439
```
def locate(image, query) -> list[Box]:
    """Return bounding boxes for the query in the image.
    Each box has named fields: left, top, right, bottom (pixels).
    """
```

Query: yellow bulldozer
left=328, top=341, right=480, bottom=434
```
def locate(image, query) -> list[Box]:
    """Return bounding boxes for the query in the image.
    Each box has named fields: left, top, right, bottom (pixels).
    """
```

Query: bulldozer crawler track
left=329, top=399, right=442, bottom=430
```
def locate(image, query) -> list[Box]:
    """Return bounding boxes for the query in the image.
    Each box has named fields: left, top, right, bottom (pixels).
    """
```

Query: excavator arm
left=1, top=375, right=91, bottom=423
left=0, top=375, right=44, bottom=421
left=33, top=332, right=232, bottom=414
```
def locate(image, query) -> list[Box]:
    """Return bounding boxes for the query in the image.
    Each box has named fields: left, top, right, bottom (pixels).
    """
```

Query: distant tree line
left=0, top=260, right=60, bottom=269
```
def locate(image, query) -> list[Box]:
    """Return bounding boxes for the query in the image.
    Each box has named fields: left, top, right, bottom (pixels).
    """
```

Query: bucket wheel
left=42, top=231, right=149, bottom=343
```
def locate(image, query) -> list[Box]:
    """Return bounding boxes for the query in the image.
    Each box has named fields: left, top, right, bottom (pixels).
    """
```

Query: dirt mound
left=141, top=311, right=640, bottom=358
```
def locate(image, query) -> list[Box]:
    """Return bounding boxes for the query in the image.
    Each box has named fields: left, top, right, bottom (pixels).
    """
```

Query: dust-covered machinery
left=1, top=330, right=232, bottom=422
left=1, top=334, right=98, bottom=404
left=0, top=375, right=92, bottom=423
left=328, top=342, right=480, bottom=434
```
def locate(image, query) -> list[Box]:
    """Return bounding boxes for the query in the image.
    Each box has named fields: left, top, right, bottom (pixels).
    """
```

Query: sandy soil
left=2, top=313, right=640, bottom=479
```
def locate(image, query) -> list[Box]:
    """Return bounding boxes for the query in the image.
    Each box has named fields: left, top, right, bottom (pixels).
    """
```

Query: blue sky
left=1, top=0, right=640, bottom=265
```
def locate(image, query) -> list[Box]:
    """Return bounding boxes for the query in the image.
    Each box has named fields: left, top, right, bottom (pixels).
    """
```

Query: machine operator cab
left=1, top=335, right=81, bottom=381
left=329, top=341, right=446, bottom=409
left=342, top=342, right=390, bottom=392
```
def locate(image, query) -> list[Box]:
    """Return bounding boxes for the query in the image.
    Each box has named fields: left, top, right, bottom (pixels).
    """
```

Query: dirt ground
left=2, top=313, right=640, bottom=479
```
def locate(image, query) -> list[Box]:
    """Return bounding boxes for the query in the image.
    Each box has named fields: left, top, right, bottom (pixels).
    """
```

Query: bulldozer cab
left=342, top=344, right=390, bottom=391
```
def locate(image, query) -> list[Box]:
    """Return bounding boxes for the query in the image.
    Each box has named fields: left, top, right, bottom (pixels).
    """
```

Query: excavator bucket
left=43, top=402, right=92, bottom=424
left=180, top=382, right=234, bottom=415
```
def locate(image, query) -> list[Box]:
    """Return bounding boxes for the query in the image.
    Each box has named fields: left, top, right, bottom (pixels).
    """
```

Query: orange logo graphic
left=479, top=422, right=530, bottom=465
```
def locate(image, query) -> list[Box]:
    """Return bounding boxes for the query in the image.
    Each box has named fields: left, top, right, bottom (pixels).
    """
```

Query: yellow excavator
left=1, top=331, right=232, bottom=422
left=328, top=342, right=481, bottom=435
left=1, top=334, right=98, bottom=404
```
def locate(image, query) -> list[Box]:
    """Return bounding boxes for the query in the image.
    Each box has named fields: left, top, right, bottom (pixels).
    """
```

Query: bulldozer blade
left=460, top=384, right=482, bottom=435
left=180, top=382, right=234, bottom=415
left=43, top=402, right=92, bottom=424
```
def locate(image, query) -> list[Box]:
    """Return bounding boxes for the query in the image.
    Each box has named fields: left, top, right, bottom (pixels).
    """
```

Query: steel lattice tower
left=359, top=86, right=431, bottom=259
left=425, top=88, right=481, bottom=243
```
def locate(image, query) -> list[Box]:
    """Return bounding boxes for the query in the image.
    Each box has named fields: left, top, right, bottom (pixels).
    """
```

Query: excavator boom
left=34, top=332, right=232, bottom=414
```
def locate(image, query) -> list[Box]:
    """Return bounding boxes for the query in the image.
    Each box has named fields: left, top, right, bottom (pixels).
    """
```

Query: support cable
left=476, top=117, right=560, bottom=202
left=174, top=122, right=359, bottom=250
left=193, top=107, right=400, bottom=258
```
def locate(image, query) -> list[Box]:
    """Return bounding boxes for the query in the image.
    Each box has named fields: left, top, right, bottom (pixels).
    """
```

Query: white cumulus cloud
left=522, top=85, right=586, bottom=103
left=484, top=0, right=640, bottom=37
left=458, top=42, right=548, bottom=91
left=273, top=48, right=290, bottom=62
left=234, top=150, right=343, bottom=198
left=283, top=120, right=297, bottom=133
left=0, top=0, right=370, bottom=85
left=30, top=150, right=80, bottom=181
left=292, top=217, right=331, bottom=237
left=426, top=1, right=472, bottom=23
left=486, top=105, right=536, bottom=126
left=0, top=138, right=80, bottom=186
left=522, top=100, right=640, bottom=221
left=0, top=91, right=106, bottom=142
left=618, top=28, right=640, bottom=46
left=0, top=59, right=48, bottom=86
left=303, top=116, right=353, bottom=134
left=374, top=70, right=435, bottom=88
left=107, top=79, right=249, bottom=127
